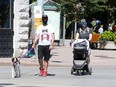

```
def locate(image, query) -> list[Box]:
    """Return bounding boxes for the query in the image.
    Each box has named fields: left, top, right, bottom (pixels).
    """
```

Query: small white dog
left=12, top=57, right=21, bottom=78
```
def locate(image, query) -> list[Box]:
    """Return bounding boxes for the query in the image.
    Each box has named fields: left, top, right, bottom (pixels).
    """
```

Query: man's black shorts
left=38, top=45, right=50, bottom=61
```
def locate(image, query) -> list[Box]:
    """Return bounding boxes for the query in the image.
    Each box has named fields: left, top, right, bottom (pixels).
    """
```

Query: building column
left=13, top=0, right=29, bottom=57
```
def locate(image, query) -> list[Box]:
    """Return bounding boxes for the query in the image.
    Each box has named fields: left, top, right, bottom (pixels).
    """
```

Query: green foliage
left=30, top=0, right=37, bottom=3
left=113, top=32, right=116, bottom=43
left=99, top=31, right=116, bottom=43
left=53, top=0, right=115, bottom=22
left=84, top=0, right=109, bottom=16
left=53, top=0, right=84, bottom=21
left=60, top=0, right=78, bottom=21
left=53, top=0, right=110, bottom=21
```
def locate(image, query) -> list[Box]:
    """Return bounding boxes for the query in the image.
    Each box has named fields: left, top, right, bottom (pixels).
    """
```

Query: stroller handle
left=72, top=39, right=89, bottom=50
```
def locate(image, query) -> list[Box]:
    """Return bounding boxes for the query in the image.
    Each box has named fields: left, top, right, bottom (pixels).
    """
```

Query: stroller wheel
left=77, top=70, right=81, bottom=76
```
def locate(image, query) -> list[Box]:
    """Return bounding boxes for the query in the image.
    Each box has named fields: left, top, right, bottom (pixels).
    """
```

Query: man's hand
left=49, top=45, right=53, bottom=50
left=32, top=44, right=35, bottom=48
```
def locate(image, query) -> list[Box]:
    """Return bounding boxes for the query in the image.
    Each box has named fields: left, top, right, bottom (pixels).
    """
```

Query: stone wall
left=13, top=0, right=30, bottom=57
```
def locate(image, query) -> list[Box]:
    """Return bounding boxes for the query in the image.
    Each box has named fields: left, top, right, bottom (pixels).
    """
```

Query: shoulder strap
left=87, top=27, right=91, bottom=34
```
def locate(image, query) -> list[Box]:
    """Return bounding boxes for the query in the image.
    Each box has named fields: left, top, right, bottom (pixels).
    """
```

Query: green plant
left=99, top=31, right=116, bottom=43
left=113, top=32, right=116, bottom=44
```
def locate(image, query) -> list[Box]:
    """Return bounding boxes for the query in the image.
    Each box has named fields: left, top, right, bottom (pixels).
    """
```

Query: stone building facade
left=13, top=0, right=30, bottom=57
left=13, top=0, right=61, bottom=57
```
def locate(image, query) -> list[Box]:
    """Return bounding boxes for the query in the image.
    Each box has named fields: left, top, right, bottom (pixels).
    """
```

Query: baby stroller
left=71, top=39, right=92, bottom=75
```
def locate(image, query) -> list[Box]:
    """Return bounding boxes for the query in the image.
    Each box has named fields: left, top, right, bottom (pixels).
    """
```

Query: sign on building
left=34, top=6, right=42, bottom=30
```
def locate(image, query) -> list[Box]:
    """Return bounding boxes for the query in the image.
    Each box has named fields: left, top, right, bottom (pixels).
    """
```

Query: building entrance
left=0, top=0, right=13, bottom=57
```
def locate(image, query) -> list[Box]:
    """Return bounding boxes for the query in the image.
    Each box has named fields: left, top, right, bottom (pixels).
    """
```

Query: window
left=0, top=0, right=11, bottom=29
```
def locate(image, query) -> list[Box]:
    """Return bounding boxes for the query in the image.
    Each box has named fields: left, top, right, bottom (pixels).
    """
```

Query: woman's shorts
left=38, top=45, right=50, bottom=61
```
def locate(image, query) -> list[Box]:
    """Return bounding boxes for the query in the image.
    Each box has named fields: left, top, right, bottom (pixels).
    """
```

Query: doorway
left=0, top=0, right=13, bottom=57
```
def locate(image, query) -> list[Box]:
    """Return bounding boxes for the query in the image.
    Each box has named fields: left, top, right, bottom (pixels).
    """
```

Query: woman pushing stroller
left=75, top=19, right=92, bottom=64
left=71, top=19, right=92, bottom=75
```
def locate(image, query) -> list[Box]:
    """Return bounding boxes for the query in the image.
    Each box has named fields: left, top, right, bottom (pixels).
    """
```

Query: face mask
left=42, top=18, right=48, bottom=25
left=81, top=22, right=87, bottom=30
left=82, top=26, right=86, bottom=30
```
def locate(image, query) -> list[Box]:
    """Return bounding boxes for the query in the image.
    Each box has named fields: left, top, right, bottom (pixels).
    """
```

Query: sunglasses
left=42, top=17, right=48, bottom=20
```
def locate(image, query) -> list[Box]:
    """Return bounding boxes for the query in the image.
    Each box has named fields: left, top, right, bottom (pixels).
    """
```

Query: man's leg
left=38, top=58, right=44, bottom=76
left=38, top=46, right=44, bottom=76
left=43, top=45, right=50, bottom=77
left=44, top=60, right=48, bottom=71
left=43, top=60, right=48, bottom=77
left=38, top=58, right=43, bottom=68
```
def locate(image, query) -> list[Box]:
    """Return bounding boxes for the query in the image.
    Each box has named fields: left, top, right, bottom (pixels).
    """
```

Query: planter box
left=91, top=34, right=100, bottom=43
left=91, top=34, right=100, bottom=49
left=98, top=41, right=116, bottom=49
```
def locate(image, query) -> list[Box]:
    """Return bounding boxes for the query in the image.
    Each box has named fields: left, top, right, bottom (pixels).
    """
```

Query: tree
left=107, top=0, right=116, bottom=22
left=30, top=0, right=37, bottom=3
left=31, top=0, right=115, bottom=22
left=83, top=0, right=105, bottom=27
left=30, top=0, right=115, bottom=26
left=53, top=0, right=85, bottom=21
left=83, top=0, right=115, bottom=29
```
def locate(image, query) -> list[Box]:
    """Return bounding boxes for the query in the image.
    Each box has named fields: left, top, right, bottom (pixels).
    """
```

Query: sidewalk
left=0, top=39, right=72, bottom=66
left=0, top=39, right=116, bottom=67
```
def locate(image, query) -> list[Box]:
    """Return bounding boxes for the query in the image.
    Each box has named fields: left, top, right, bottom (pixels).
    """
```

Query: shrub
left=99, top=31, right=116, bottom=44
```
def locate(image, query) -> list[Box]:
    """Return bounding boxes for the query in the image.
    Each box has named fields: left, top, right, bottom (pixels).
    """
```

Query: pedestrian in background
left=98, top=25, right=104, bottom=34
left=32, top=14, right=55, bottom=77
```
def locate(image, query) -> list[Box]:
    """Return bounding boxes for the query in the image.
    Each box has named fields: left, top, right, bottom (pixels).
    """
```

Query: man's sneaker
left=39, top=68, right=44, bottom=76
left=43, top=71, right=47, bottom=77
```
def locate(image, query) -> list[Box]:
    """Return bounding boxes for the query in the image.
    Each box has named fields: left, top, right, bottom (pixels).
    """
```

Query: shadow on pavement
left=0, top=83, right=14, bottom=87
left=94, top=55, right=116, bottom=59
left=34, top=73, right=56, bottom=77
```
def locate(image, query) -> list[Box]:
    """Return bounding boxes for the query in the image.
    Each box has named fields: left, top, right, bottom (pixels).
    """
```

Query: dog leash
left=19, top=48, right=33, bottom=61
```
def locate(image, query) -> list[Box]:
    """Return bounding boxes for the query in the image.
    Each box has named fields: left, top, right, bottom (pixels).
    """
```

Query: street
left=0, top=44, right=116, bottom=87
left=0, top=65, right=116, bottom=87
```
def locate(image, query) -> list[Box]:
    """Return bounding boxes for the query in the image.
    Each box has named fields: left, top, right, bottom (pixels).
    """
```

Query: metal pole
left=70, top=30, right=73, bottom=46
left=63, top=15, right=66, bottom=45
left=74, top=21, right=77, bottom=39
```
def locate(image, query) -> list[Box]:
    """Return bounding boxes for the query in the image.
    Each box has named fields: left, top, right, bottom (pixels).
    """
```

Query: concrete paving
left=0, top=66, right=116, bottom=87
left=0, top=40, right=116, bottom=87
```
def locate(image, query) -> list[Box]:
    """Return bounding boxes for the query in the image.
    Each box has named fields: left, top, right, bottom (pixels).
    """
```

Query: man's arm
left=49, top=33, right=55, bottom=50
left=51, top=33, right=55, bottom=45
